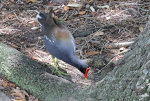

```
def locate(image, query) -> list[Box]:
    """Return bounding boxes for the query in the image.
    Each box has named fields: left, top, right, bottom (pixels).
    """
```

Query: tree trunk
left=1, top=16, right=150, bottom=101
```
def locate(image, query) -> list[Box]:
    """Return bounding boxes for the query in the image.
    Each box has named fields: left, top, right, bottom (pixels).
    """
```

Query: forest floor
left=0, top=0, right=150, bottom=100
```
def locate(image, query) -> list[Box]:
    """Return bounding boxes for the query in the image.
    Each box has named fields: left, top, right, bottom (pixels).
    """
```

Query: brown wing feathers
left=53, top=27, right=71, bottom=40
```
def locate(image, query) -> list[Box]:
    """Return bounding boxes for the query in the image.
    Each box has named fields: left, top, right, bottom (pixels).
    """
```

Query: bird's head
left=79, top=67, right=90, bottom=80
left=69, top=55, right=91, bottom=80
left=75, top=60, right=90, bottom=80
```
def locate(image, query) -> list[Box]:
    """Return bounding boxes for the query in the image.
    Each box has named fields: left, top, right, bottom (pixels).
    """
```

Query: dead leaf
left=8, top=14, right=14, bottom=19
left=106, top=16, right=110, bottom=20
left=78, top=6, right=82, bottom=10
left=89, top=0, right=93, bottom=3
left=90, top=6, right=95, bottom=12
left=87, top=51, right=99, bottom=56
left=27, top=0, right=37, bottom=3
left=32, top=55, right=42, bottom=61
left=64, top=6, right=69, bottom=12
left=115, top=4, right=119, bottom=8
left=86, top=4, right=90, bottom=8
left=20, top=42, right=24, bottom=45
left=68, top=7, right=75, bottom=10
left=2, top=81, right=8, bottom=88
left=139, top=26, right=143, bottom=32
left=28, top=21, right=37, bottom=24
left=67, top=2, right=82, bottom=8
left=31, top=27, right=39, bottom=30
left=97, top=5, right=109, bottom=9
left=8, top=83, right=16, bottom=88
left=119, top=47, right=125, bottom=52
left=11, top=88, right=26, bottom=100
left=95, top=31, right=104, bottom=36
left=79, top=11, right=86, bottom=15
left=11, top=43, right=19, bottom=48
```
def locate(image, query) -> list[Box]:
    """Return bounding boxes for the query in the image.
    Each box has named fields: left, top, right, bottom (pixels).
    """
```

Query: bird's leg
left=55, top=58, right=58, bottom=67
left=52, top=56, right=58, bottom=70
left=51, top=56, right=68, bottom=77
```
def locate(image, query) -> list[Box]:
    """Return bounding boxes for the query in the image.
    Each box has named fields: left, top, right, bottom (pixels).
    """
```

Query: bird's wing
left=56, top=38, right=76, bottom=55
left=44, top=27, right=76, bottom=59
left=52, top=27, right=76, bottom=54
left=45, top=35, right=75, bottom=61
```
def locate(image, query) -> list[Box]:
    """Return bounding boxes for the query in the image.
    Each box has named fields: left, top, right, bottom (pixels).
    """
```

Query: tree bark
left=1, top=16, right=150, bottom=101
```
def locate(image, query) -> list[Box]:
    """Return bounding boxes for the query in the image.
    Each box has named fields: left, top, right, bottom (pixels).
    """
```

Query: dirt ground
left=0, top=0, right=150, bottom=100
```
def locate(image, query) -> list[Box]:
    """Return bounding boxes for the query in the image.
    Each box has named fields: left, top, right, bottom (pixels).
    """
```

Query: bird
left=36, top=9, right=90, bottom=79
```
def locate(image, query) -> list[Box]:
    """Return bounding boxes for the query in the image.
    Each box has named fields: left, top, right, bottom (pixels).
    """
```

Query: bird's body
left=37, top=10, right=90, bottom=79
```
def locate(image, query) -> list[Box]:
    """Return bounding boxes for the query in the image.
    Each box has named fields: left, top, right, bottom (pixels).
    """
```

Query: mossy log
left=0, top=43, right=75, bottom=101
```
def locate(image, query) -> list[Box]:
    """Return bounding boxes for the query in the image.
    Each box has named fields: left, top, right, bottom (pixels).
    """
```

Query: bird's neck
left=42, top=26, right=53, bottom=38
left=69, top=55, right=88, bottom=73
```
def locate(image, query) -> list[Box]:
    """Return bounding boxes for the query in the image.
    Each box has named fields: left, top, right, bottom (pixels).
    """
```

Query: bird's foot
left=53, top=69, right=68, bottom=77
left=51, top=56, right=69, bottom=77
